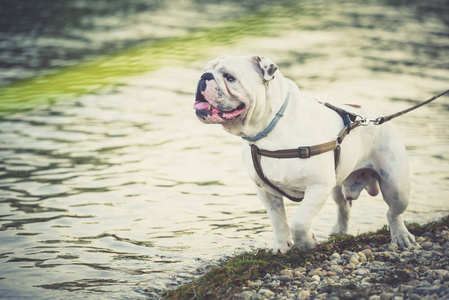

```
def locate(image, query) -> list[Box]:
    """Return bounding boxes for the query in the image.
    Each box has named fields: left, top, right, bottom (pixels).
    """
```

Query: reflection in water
left=0, top=0, right=449, bottom=299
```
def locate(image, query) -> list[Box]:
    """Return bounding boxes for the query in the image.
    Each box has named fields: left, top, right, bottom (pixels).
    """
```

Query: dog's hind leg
left=255, top=186, right=292, bottom=254
left=378, top=164, right=415, bottom=249
left=330, top=186, right=351, bottom=235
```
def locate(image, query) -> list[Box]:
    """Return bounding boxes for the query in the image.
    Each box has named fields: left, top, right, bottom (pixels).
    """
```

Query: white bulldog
left=194, top=55, right=415, bottom=253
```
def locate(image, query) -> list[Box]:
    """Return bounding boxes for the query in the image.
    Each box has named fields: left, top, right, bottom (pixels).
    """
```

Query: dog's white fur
left=196, top=56, right=415, bottom=253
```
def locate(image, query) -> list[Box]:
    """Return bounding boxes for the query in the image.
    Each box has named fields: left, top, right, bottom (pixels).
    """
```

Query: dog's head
left=193, top=56, right=279, bottom=135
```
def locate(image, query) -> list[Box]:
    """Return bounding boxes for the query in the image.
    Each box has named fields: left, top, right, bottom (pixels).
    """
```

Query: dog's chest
left=242, top=141, right=340, bottom=196
left=246, top=153, right=311, bottom=190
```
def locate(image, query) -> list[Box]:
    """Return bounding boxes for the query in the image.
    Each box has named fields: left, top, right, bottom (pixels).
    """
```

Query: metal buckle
left=298, top=147, right=311, bottom=158
left=356, top=115, right=383, bottom=126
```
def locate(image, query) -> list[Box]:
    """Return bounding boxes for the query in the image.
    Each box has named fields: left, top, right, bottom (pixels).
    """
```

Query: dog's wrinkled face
left=194, top=71, right=246, bottom=124
left=193, top=56, right=278, bottom=126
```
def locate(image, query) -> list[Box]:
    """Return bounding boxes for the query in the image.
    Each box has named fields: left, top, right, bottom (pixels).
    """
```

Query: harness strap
left=256, top=140, right=337, bottom=159
left=250, top=122, right=352, bottom=202
left=251, top=144, right=305, bottom=202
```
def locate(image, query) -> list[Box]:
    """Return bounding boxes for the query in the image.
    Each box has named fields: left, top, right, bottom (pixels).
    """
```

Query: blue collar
left=242, top=90, right=290, bottom=142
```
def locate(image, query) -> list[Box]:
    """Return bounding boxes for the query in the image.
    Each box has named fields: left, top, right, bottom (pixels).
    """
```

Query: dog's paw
left=330, top=224, right=349, bottom=236
left=270, top=240, right=292, bottom=255
left=294, top=233, right=318, bottom=252
left=391, top=232, right=416, bottom=249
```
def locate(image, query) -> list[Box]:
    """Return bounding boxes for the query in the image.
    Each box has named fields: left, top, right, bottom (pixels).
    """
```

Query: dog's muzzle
left=193, top=72, right=245, bottom=123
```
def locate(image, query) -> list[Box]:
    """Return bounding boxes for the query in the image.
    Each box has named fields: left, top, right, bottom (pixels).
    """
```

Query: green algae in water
left=0, top=8, right=288, bottom=114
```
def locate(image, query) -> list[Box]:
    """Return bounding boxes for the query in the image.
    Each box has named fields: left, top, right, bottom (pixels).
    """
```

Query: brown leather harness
left=250, top=102, right=360, bottom=202
left=248, top=89, right=449, bottom=202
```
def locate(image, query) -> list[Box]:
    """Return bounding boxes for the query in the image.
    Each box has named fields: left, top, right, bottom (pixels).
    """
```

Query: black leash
left=361, top=88, right=449, bottom=126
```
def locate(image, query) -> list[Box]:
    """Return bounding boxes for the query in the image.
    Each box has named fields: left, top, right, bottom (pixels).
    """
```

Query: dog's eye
left=223, top=73, right=236, bottom=82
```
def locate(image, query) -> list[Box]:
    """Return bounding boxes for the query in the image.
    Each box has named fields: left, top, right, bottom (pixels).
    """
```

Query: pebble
left=357, top=251, right=367, bottom=262
left=311, top=275, right=320, bottom=282
left=292, top=280, right=302, bottom=286
left=376, top=251, right=391, bottom=260
left=345, top=262, right=356, bottom=269
left=238, top=291, right=255, bottom=300
left=388, top=243, right=398, bottom=251
left=298, top=290, right=310, bottom=300
left=349, top=255, right=360, bottom=265
left=417, top=265, right=428, bottom=273
left=329, top=265, right=344, bottom=274
left=357, top=268, right=370, bottom=276
left=280, top=269, right=293, bottom=278
left=421, top=241, right=433, bottom=249
left=361, top=248, right=374, bottom=258
left=258, top=288, right=275, bottom=298
left=380, top=292, right=394, bottom=300
left=308, top=268, right=324, bottom=276
left=330, top=253, right=341, bottom=260
left=235, top=222, right=449, bottom=300
left=416, top=236, right=426, bottom=243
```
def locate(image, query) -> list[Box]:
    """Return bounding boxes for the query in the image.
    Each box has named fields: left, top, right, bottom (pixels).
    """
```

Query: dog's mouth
left=194, top=99, right=245, bottom=122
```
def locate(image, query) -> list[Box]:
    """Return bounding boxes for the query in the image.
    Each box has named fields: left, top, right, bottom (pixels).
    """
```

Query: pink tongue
left=194, top=101, right=210, bottom=110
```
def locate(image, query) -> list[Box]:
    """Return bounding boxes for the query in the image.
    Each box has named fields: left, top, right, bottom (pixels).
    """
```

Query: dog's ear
left=252, top=56, right=278, bottom=82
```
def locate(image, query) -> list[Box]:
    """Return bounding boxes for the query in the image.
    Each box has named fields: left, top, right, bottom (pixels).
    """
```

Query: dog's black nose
left=201, top=72, right=214, bottom=80
left=196, top=73, right=212, bottom=102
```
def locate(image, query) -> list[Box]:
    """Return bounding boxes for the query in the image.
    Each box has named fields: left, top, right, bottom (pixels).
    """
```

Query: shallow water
left=1, top=1, right=449, bottom=299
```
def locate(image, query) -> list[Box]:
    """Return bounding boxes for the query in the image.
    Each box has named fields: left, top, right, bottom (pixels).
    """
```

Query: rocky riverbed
left=163, top=216, right=449, bottom=299
left=237, top=227, right=449, bottom=300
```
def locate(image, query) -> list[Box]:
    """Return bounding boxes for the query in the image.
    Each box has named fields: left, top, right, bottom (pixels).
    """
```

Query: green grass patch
left=162, top=215, right=449, bottom=299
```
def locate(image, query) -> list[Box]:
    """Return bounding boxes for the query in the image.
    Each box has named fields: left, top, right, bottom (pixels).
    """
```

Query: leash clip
left=357, top=115, right=383, bottom=126
left=374, top=117, right=384, bottom=125
left=356, top=115, right=370, bottom=126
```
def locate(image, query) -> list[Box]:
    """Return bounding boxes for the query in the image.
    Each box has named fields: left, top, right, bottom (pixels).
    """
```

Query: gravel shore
left=237, top=226, right=449, bottom=300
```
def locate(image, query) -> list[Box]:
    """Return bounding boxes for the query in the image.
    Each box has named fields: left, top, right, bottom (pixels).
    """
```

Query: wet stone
left=357, top=251, right=367, bottom=262
left=329, top=265, right=344, bottom=274
left=388, top=243, right=398, bottom=252
left=280, top=269, right=293, bottom=278
left=278, top=276, right=292, bottom=283
left=345, top=263, right=356, bottom=269
left=258, top=288, right=275, bottom=298
left=421, top=241, right=433, bottom=250
left=379, top=292, right=394, bottom=300
left=417, top=266, right=428, bottom=274
left=349, top=255, right=360, bottom=265
left=416, top=237, right=426, bottom=244
left=308, top=268, right=324, bottom=277
left=362, top=248, right=374, bottom=259
left=238, top=291, right=256, bottom=300
left=298, top=290, right=310, bottom=300
left=330, top=253, right=341, bottom=260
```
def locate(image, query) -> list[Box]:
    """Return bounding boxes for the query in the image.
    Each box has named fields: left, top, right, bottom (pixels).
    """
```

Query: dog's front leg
left=255, top=186, right=292, bottom=254
left=290, top=185, right=331, bottom=252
